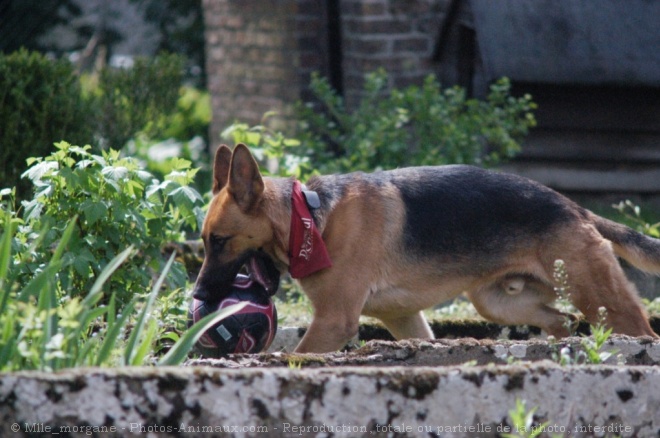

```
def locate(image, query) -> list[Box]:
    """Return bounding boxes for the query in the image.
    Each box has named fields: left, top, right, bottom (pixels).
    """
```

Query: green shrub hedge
left=223, top=70, right=537, bottom=179
left=295, top=70, right=537, bottom=174
left=0, top=50, right=188, bottom=199
left=0, top=49, right=93, bottom=198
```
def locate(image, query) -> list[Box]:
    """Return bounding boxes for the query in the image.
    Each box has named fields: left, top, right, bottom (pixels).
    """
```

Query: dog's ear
left=212, top=145, right=233, bottom=194
left=228, top=143, right=264, bottom=211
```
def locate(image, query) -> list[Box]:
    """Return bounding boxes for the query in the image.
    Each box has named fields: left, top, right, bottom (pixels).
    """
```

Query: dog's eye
left=209, top=234, right=231, bottom=252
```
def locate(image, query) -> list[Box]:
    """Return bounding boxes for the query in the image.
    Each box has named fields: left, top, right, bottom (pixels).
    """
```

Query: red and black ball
left=188, top=274, right=278, bottom=357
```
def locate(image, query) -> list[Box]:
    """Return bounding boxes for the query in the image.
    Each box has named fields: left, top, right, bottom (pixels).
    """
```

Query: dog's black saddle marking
left=390, top=165, right=576, bottom=257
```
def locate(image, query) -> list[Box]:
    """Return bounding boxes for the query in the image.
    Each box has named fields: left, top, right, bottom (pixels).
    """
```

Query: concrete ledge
left=213, top=336, right=660, bottom=368
left=267, top=321, right=660, bottom=354
left=1, top=362, right=659, bottom=437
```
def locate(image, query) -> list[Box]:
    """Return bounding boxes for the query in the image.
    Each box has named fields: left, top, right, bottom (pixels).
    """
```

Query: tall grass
left=0, top=218, right=241, bottom=371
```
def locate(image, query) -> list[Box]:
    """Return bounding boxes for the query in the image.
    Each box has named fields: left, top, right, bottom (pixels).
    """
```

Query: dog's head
left=193, top=144, right=281, bottom=301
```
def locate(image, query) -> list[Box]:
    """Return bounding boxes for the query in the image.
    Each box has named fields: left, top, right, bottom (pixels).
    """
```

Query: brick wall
left=203, top=0, right=329, bottom=148
left=202, top=0, right=449, bottom=148
left=340, top=0, right=449, bottom=108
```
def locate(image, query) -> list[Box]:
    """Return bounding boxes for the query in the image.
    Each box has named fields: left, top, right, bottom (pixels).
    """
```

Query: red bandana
left=288, top=180, right=332, bottom=278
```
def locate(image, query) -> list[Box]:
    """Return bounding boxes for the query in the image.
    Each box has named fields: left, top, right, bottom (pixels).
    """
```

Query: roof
left=470, top=0, right=660, bottom=86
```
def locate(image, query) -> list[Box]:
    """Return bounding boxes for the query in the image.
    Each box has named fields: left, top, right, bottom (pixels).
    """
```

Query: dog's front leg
left=293, top=277, right=367, bottom=353
left=295, top=314, right=359, bottom=353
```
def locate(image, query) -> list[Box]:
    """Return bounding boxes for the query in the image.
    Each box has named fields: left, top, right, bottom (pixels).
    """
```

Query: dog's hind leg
left=558, top=239, right=657, bottom=337
left=378, top=311, right=435, bottom=340
left=467, top=277, right=576, bottom=337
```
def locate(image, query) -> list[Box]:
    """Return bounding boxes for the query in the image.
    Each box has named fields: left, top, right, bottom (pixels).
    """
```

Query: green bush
left=0, top=50, right=192, bottom=199
left=164, top=86, right=212, bottom=142
left=93, top=53, right=185, bottom=149
left=295, top=70, right=537, bottom=173
left=613, top=200, right=660, bottom=238
left=0, top=49, right=93, bottom=198
left=222, top=71, right=536, bottom=179
left=123, top=86, right=213, bottom=192
left=222, top=112, right=309, bottom=179
left=13, top=141, right=204, bottom=306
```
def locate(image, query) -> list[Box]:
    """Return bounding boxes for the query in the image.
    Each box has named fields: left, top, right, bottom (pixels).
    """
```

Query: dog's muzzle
left=192, top=252, right=281, bottom=302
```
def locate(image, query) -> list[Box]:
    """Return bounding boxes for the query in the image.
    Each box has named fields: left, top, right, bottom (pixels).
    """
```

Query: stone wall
left=2, top=362, right=660, bottom=437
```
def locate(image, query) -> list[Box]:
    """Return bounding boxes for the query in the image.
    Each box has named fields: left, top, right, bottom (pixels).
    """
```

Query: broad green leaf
left=72, top=255, right=92, bottom=277
left=170, top=157, right=192, bottom=171
left=101, top=166, right=129, bottom=181
left=82, top=201, right=108, bottom=226
left=169, top=186, right=203, bottom=209
left=21, top=161, right=58, bottom=182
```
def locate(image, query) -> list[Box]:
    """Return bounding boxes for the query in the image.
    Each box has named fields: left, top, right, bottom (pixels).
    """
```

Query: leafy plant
left=221, top=71, right=535, bottom=180
left=550, top=306, right=619, bottom=366
left=15, top=141, right=204, bottom=306
left=222, top=112, right=309, bottom=179
left=549, top=260, right=622, bottom=365
left=287, top=359, right=303, bottom=369
left=1, top=51, right=195, bottom=200
left=645, top=297, right=660, bottom=316
left=612, top=200, right=660, bottom=238
left=92, top=53, right=185, bottom=149
left=119, top=85, right=212, bottom=193
left=0, top=49, right=93, bottom=198
left=0, top=216, right=134, bottom=371
left=581, top=307, right=619, bottom=365
left=0, top=219, right=246, bottom=370
left=294, top=70, right=536, bottom=173
left=164, top=86, right=212, bottom=142
left=502, top=399, right=555, bottom=438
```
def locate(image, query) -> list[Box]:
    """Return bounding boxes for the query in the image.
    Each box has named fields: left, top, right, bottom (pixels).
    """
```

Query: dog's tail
left=590, top=212, right=660, bottom=274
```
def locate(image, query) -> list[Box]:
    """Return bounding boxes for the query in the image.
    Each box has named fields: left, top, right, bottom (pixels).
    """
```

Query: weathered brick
left=345, top=38, right=390, bottom=55
left=220, top=15, right=244, bottom=29
left=299, top=53, right=324, bottom=69
left=297, top=0, right=324, bottom=15
left=392, top=72, right=429, bottom=89
left=393, top=37, right=431, bottom=54
left=206, top=32, right=220, bottom=45
left=387, top=0, right=436, bottom=15
left=341, top=0, right=387, bottom=17
left=257, top=17, right=283, bottom=32
left=295, top=17, right=324, bottom=34
left=344, top=18, right=412, bottom=35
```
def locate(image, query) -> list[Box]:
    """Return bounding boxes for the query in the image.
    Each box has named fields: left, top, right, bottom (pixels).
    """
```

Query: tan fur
left=198, top=144, right=659, bottom=353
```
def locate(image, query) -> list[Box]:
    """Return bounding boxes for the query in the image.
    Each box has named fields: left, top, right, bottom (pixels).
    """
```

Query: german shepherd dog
left=194, top=144, right=660, bottom=353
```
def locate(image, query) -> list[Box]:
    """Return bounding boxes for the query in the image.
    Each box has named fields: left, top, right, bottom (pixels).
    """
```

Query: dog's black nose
left=192, top=286, right=210, bottom=301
